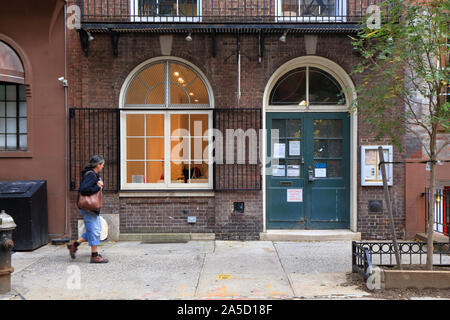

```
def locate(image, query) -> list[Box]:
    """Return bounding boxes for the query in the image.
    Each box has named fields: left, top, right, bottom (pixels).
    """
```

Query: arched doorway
left=262, top=56, right=357, bottom=231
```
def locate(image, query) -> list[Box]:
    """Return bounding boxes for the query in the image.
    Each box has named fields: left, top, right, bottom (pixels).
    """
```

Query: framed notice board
left=361, top=145, right=393, bottom=186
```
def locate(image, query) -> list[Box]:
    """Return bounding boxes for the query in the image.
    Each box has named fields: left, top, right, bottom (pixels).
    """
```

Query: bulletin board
left=361, top=145, right=393, bottom=186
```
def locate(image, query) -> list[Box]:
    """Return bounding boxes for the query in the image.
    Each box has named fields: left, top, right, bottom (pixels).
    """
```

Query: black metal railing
left=425, top=187, right=449, bottom=237
left=69, top=107, right=262, bottom=192
left=69, top=108, right=120, bottom=192
left=214, top=108, right=262, bottom=191
left=352, top=241, right=450, bottom=279
left=76, top=0, right=382, bottom=24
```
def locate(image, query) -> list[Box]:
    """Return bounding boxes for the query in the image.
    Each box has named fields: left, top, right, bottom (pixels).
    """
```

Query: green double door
left=266, top=112, right=350, bottom=229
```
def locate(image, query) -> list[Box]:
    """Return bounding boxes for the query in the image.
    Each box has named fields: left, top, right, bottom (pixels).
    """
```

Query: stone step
left=415, top=232, right=449, bottom=243
left=260, top=229, right=361, bottom=241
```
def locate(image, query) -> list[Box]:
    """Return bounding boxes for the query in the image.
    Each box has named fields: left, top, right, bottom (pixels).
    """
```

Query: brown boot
left=67, top=242, right=78, bottom=259
left=90, top=253, right=109, bottom=263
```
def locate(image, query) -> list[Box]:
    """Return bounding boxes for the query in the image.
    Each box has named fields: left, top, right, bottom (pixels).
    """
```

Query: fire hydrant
left=0, top=209, right=16, bottom=294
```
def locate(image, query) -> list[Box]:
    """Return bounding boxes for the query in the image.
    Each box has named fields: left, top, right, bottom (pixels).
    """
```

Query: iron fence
left=75, top=0, right=383, bottom=24
left=69, top=107, right=262, bottom=192
left=352, top=241, right=450, bottom=279
left=69, top=108, right=120, bottom=192
left=425, top=187, right=449, bottom=237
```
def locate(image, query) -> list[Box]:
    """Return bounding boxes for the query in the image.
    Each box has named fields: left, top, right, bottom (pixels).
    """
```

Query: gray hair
left=86, top=155, right=104, bottom=169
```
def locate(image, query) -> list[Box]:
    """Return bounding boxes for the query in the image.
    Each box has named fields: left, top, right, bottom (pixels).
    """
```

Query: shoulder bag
left=77, top=171, right=103, bottom=212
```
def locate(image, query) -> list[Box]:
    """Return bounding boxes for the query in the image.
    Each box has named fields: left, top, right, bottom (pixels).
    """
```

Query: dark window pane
left=328, top=160, right=342, bottom=177
left=287, top=119, right=301, bottom=137
left=300, top=0, right=336, bottom=17
left=272, top=119, right=285, bottom=138
left=328, top=119, right=343, bottom=137
left=138, top=0, right=157, bottom=16
left=314, top=139, right=328, bottom=158
left=179, top=0, right=198, bottom=16
left=19, top=85, right=26, bottom=101
left=328, top=140, right=342, bottom=157
left=309, top=67, right=345, bottom=105
left=270, top=68, right=307, bottom=105
left=0, top=85, right=5, bottom=100
left=314, top=119, right=328, bottom=138
left=159, top=0, right=176, bottom=15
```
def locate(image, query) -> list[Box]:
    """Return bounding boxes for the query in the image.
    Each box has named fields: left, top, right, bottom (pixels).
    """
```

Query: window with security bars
left=132, top=0, right=201, bottom=22
left=0, top=82, right=27, bottom=150
left=277, top=0, right=347, bottom=21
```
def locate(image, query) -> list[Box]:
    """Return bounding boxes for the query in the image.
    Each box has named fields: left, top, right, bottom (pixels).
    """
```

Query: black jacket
left=78, top=168, right=101, bottom=214
left=79, top=168, right=101, bottom=196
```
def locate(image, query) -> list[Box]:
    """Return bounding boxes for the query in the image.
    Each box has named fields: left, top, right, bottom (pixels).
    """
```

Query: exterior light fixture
left=279, top=31, right=288, bottom=43
left=87, top=31, right=95, bottom=42
left=185, top=32, right=192, bottom=42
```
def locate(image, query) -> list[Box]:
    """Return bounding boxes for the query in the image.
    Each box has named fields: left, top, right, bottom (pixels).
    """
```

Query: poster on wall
left=361, top=145, right=393, bottom=186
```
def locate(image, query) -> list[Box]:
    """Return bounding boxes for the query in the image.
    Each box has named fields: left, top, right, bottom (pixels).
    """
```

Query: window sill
left=0, top=151, right=33, bottom=158
left=119, top=191, right=215, bottom=198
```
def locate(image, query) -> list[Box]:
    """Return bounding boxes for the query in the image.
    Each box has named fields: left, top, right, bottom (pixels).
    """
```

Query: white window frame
left=121, top=110, right=213, bottom=190
left=130, top=0, right=202, bottom=22
left=276, top=0, right=347, bottom=22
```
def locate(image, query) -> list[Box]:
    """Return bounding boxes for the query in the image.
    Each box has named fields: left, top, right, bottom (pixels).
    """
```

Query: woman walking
left=67, top=155, right=109, bottom=263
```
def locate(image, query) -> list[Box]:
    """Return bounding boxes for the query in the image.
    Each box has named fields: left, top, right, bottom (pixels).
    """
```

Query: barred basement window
left=121, top=59, right=213, bottom=190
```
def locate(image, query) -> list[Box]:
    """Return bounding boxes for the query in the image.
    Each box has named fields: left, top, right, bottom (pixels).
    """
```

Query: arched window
left=269, top=66, right=346, bottom=106
left=121, top=59, right=213, bottom=190
left=125, top=60, right=210, bottom=107
left=0, top=41, right=27, bottom=150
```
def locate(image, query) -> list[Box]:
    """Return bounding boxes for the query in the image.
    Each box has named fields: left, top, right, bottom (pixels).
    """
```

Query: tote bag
left=77, top=171, right=103, bottom=212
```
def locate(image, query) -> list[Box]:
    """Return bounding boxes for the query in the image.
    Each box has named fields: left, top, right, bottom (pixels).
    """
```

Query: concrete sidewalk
left=1, top=240, right=372, bottom=300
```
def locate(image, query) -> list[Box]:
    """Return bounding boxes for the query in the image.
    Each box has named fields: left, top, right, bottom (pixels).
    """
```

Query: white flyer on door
left=289, top=140, right=301, bottom=156
left=287, top=189, right=303, bottom=202
left=273, top=143, right=285, bottom=158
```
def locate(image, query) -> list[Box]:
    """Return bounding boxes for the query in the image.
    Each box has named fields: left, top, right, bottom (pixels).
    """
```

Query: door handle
left=308, top=170, right=315, bottom=182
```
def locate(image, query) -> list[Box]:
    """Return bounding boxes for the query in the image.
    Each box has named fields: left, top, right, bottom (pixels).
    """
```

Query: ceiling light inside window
left=173, top=71, right=180, bottom=77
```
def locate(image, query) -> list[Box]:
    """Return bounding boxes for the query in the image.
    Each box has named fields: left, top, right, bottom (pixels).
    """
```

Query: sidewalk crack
left=272, top=241, right=296, bottom=297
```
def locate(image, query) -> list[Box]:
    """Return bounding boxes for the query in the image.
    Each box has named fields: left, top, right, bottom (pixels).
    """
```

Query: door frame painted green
left=261, top=56, right=358, bottom=232
left=265, top=112, right=350, bottom=230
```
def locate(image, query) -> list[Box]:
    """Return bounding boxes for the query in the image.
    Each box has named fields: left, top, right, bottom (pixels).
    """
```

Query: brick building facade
left=67, top=0, right=407, bottom=241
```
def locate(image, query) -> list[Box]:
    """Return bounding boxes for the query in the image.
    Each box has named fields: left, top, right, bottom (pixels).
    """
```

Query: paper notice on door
left=272, top=165, right=285, bottom=177
left=287, top=189, right=303, bottom=202
left=287, top=165, right=300, bottom=177
left=315, top=168, right=327, bottom=178
left=273, top=143, right=285, bottom=159
left=289, top=140, right=301, bottom=156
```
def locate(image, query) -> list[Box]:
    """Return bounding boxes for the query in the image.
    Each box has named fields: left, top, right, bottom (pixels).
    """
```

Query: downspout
left=50, top=1, right=68, bottom=238
left=63, top=0, right=68, bottom=236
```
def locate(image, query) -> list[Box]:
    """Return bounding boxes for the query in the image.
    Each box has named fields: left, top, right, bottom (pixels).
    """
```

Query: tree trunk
left=378, top=146, right=402, bottom=269
left=426, top=158, right=436, bottom=270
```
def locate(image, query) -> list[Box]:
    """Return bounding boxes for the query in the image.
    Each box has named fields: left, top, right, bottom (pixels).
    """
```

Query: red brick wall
left=68, top=30, right=407, bottom=240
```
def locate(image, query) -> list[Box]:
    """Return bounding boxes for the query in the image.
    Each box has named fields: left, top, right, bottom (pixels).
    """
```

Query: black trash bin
left=0, top=180, right=48, bottom=251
